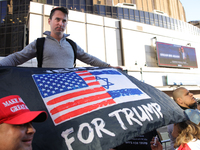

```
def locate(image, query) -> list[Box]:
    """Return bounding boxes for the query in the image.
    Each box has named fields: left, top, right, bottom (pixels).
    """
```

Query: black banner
left=0, top=66, right=186, bottom=150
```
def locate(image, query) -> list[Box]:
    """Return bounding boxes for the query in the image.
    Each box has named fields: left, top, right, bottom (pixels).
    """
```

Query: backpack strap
left=36, top=37, right=77, bottom=68
left=36, top=37, right=45, bottom=68
left=66, top=38, right=77, bottom=67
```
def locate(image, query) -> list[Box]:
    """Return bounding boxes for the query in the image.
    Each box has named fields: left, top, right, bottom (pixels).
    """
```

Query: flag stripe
left=47, top=86, right=105, bottom=105
left=50, top=92, right=112, bottom=115
left=76, top=70, right=88, bottom=74
left=78, top=72, right=92, bottom=76
left=87, top=81, right=100, bottom=86
left=54, top=99, right=115, bottom=124
left=83, top=76, right=96, bottom=81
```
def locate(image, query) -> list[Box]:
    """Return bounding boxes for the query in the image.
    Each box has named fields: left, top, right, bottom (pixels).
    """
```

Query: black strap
left=36, top=37, right=77, bottom=68
left=66, top=38, right=77, bottom=67
left=36, top=37, right=45, bottom=68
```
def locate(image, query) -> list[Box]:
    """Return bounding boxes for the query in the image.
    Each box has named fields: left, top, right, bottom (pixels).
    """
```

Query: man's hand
left=150, top=137, right=163, bottom=150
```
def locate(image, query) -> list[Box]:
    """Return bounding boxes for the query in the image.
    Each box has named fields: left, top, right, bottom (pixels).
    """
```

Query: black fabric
left=36, top=37, right=45, bottom=68
left=0, top=66, right=186, bottom=150
left=114, top=130, right=161, bottom=150
left=36, top=37, right=77, bottom=68
left=66, top=38, right=77, bottom=67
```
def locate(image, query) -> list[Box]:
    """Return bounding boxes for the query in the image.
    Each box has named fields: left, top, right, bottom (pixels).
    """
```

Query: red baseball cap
left=0, top=95, right=47, bottom=125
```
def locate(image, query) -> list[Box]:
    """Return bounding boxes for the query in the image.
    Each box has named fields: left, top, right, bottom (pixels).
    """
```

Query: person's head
left=0, top=95, right=47, bottom=150
left=48, top=7, right=69, bottom=37
left=49, top=7, right=69, bottom=20
left=172, top=87, right=197, bottom=109
left=172, top=109, right=200, bottom=148
left=172, top=120, right=200, bottom=148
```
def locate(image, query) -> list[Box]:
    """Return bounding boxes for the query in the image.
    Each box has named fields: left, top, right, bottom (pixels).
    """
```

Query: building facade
left=1, top=0, right=200, bottom=97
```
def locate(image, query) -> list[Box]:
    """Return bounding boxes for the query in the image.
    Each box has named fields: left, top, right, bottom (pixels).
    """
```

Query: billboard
left=156, top=42, right=198, bottom=68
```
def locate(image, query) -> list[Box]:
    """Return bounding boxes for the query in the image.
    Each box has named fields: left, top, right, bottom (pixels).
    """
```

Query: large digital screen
left=156, top=42, right=198, bottom=68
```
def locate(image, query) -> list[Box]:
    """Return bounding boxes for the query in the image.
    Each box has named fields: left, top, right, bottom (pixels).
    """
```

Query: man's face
left=179, top=88, right=196, bottom=109
left=0, top=122, right=36, bottom=150
left=48, top=10, right=68, bottom=37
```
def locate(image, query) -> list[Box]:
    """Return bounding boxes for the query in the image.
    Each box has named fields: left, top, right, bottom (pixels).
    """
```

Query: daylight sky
left=179, top=0, right=200, bottom=22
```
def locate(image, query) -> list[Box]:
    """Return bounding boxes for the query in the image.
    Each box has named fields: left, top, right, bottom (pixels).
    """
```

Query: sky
left=179, top=0, right=200, bottom=22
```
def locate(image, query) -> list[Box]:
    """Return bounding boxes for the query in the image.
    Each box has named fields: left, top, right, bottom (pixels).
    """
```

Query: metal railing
left=161, top=139, right=171, bottom=150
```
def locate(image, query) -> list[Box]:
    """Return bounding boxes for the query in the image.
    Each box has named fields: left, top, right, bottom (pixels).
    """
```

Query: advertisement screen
left=156, top=42, right=198, bottom=68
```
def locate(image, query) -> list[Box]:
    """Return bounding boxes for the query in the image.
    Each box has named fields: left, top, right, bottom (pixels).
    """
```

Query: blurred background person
left=151, top=109, right=200, bottom=150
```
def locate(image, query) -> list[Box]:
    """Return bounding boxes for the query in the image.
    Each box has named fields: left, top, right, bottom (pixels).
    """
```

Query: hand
left=150, top=137, right=163, bottom=150
left=108, top=65, right=123, bottom=70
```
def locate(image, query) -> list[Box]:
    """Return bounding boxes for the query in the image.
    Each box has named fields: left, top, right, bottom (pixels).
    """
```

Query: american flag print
left=32, top=68, right=150, bottom=125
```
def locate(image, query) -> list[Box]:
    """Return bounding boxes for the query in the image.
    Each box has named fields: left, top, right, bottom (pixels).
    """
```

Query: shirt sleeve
left=0, top=40, right=37, bottom=66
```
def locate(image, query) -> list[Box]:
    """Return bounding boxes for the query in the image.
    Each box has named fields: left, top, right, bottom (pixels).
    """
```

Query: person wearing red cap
left=0, top=95, right=47, bottom=150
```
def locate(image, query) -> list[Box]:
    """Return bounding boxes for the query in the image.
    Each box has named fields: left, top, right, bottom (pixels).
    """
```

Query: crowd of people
left=150, top=87, right=200, bottom=150
left=0, top=5, right=199, bottom=150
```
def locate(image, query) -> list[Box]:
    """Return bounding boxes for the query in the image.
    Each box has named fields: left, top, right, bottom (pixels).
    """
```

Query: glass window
left=144, top=12, right=150, bottom=24
left=74, top=0, right=80, bottom=10
left=139, top=10, right=145, bottom=23
left=74, top=0, right=79, bottom=5
left=86, top=0, right=93, bottom=5
left=86, top=5, right=93, bottom=13
left=129, top=9, right=134, bottom=21
left=162, top=16, right=167, bottom=28
left=158, top=15, right=163, bottom=27
left=118, top=7, right=123, bottom=19
left=149, top=12, right=154, bottom=25
left=174, top=19, right=178, bottom=30
left=166, top=17, right=171, bottom=29
left=170, top=18, right=175, bottom=30
left=154, top=14, right=159, bottom=26
left=80, top=0, right=86, bottom=5
left=178, top=20, right=182, bottom=31
left=123, top=8, right=129, bottom=20
left=99, top=5, right=105, bottom=16
left=68, top=0, right=73, bottom=9
left=80, top=0, right=86, bottom=12
left=0, top=33, right=5, bottom=50
left=54, top=0, right=59, bottom=6
left=94, top=5, right=99, bottom=15
left=1, top=6, right=7, bottom=14
left=135, top=10, right=139, bottom=22
left=61, top=0, right=66, bottom=7
left=106, top=6, right=112, bottom=17
left=112, top=7, right=117, bottom=19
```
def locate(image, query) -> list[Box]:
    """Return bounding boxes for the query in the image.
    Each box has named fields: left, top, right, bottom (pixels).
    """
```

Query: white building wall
left=14, top=1, right=200, bottom=91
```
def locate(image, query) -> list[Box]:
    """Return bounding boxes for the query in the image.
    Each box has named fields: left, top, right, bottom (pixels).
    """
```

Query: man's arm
left=0, top=40, right=37, bottom=66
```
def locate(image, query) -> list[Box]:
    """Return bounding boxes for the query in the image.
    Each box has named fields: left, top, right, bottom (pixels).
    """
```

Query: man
left=0, top=95, right=47, bottom=150
left=172, top=87, right=196, bottom=110
left=0, top=7, right=118, bottom=69
left=167, top=87, right=197, bottom=150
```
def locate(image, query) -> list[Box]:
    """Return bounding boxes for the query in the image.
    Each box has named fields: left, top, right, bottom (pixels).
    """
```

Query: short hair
left=174, top=120, right=200, bottom=148
left=49, top=7, right=69, bottom=19
left=172, top=87, right=186, bottom=102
